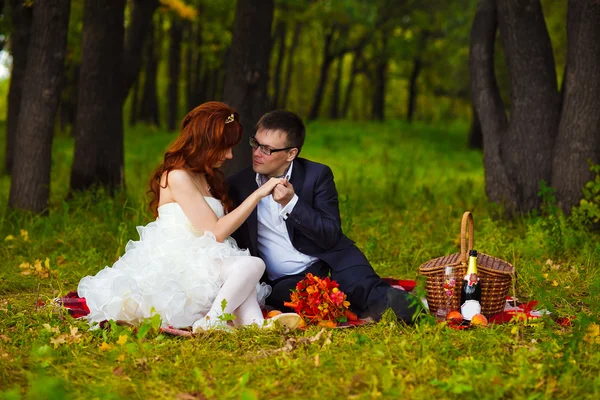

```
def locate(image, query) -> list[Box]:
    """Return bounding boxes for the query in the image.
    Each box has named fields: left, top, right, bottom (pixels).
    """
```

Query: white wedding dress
left=78, top=198, right=270, bottom=328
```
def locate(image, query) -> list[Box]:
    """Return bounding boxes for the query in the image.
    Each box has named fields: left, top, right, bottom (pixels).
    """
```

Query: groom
left=227, top=110, right=417, bottom=323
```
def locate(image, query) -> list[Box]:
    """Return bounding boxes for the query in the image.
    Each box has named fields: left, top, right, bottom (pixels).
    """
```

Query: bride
left=78, top=102, right=301, bottom=332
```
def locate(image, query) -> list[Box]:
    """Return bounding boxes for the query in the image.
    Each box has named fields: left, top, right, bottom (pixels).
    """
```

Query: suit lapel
left=287, top=159, right=306, bottom=243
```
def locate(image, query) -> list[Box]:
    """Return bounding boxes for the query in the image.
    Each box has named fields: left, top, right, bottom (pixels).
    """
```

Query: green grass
left=1, top=120, right=599, bottom=399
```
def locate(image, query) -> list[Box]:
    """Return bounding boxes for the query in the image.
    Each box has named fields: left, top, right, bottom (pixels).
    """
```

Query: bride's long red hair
left=148, top=102, right=243, bottom=216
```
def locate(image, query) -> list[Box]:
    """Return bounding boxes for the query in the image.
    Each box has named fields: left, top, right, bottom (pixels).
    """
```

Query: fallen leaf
left=50, top=335, right=67, bottom=348
left=43, top=324, right=60, bottom=334
left=99, top=342, right=114, bottom=352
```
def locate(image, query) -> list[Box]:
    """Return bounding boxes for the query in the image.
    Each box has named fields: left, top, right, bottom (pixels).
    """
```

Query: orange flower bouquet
left=283, top=273, right=358, bottom=327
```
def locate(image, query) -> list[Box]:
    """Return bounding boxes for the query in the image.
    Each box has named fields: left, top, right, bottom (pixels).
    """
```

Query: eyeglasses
left=249, top=136, right=295, bottom=156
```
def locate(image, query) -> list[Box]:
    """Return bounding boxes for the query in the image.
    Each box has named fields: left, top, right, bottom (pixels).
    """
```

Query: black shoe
left=385, top=288, right=418, bottom=324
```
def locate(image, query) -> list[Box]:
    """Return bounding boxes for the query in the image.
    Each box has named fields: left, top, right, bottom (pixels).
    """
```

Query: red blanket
left=56, top=279, right=570, bottom=336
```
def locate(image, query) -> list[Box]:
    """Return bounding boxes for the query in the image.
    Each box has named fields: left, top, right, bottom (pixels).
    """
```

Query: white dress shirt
left=256, top=161, right=319, bottom=280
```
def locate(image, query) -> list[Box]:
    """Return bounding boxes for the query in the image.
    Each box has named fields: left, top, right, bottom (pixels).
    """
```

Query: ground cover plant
left=1, top=120, right=599, bottom=399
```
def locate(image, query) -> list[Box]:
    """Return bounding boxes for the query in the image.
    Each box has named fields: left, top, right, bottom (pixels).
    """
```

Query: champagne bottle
left=460, top=249, right=482, bottom=321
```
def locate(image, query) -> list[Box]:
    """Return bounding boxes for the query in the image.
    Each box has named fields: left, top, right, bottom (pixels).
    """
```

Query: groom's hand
left=273, top=179, right=294, bottom=207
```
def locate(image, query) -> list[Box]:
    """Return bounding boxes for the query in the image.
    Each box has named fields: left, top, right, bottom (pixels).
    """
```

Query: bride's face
left=214, top=148, right=233, bottom=168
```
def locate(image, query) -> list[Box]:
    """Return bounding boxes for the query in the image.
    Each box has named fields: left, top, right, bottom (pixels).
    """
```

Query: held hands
left=273, top=178, right=295, bottom=206
left=255, top=177, right=284, bottom=198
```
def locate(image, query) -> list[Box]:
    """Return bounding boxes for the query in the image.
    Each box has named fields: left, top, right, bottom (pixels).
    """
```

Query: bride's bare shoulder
left=161, top=169, right=194, bottom=187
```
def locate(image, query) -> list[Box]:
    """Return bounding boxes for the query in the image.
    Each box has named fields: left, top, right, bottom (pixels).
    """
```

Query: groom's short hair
left=256, top=110, right=306, bottom=153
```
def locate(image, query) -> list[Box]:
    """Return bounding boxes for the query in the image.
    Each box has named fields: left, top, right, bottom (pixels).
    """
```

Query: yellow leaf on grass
left=584, top=323, right=599, bottom=343
left=43, top=324, right=60, bottom=334
left=117, top=335, right=128, bottom=346
left=552, top=281, right=559, bottom=287
left=4, top=235, right=15, bottom=241
left=117, top=353, right=126, bottom=362
left=20, top=230, right=29, bottom=241
left=99, top=342, right=114, bottom=352
left=50, top=335, right=67, bottom=348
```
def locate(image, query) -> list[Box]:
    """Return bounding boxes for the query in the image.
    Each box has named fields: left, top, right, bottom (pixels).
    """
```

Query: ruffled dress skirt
left=78, top=201, right=269, bottom=328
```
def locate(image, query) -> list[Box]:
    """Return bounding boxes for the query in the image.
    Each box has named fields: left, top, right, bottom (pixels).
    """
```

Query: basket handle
left=460, top=211, right=474, bottom=265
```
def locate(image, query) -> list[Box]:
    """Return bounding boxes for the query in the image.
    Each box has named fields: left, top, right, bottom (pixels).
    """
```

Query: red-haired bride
left=78, top=102, right=300, bottom=332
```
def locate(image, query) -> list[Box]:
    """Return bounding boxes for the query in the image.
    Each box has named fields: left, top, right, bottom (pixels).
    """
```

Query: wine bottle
left=460, top=249, right=482, bottom=321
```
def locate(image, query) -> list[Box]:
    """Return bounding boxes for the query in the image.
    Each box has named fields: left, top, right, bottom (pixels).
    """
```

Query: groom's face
left=252, top=129, right=295, bottom=177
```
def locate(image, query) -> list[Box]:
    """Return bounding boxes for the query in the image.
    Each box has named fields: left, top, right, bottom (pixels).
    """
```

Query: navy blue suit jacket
left=227, top=158, right=389, bottom=314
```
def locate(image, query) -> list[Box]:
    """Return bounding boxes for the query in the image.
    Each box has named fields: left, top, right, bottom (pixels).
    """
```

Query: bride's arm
left=166, top=170, right=280, bottom=242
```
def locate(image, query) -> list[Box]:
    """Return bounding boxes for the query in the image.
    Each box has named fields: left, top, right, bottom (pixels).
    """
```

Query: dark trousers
left=264, top=261, right=331, bottom=312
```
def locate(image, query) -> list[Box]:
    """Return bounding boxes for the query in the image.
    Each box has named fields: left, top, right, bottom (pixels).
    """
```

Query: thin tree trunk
left=280, top=22, right=302, bottom=109
left=192, top=17, right=204, bottom=105
left=371, top=36, right=388, bottom=121
left=342, top=49, right=362, bottom=119
left=129, top=75, right=139, bottom=126
left=122, top=0, right=159, bottom=101
left=552, top=0, right=600, bottom=213
left=329, top=57, right=343, bottom=119
left=496, top=0, right=561, bottom=213
left=407, top=55, right=421, bottom=123
left=271, top=20, right=286, bottom=109
left=167, top=18, right=183, bottom=131
left=139, top=17, right=160, bottom=126
left=70, top=0, right=126, bottom=193
left=4, top=0, right=32, bottom=174
left=9, top=0, right=70, bottom=212
left=222, top=0, right=274, bottom=174
left=308, top=29, right=335, bottom=121
left=185, top=21, right=195, bottom=111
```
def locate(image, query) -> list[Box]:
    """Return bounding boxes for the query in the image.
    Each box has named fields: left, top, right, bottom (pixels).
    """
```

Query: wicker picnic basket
left=418, top=211, right=515, bottom=317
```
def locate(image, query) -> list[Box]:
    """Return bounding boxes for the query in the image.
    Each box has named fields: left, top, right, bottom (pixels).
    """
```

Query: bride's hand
left=255, top=177, right=283, bottom=198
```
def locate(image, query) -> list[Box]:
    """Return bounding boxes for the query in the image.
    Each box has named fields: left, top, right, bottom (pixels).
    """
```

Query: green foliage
left=1, top=121, right=599, bottom=398
left=574, top=163, right=600, bottom=224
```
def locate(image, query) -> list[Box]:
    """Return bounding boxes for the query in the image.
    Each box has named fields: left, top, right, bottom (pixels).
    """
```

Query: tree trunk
left=371, top=36, right=388, bottom=121
left=406, top=55, right=422, bottom=123
left=329, top=57, right=343, bottom=119
left=552, top=0, right=600, bottom=213
left=342, top=48, right=363, bottom=119
left=470, top=0, right=517, bottom=212
left=184, top=22, right=195, bottom=112
left=468, top=106, right=483, bottom=149
left=129, top=75, right=139, bottom=126
left=222, top=0, right=274, bottom=174
left=4, top=0, right=32, bottom=174
left=192, top=18, right=205, bottom=106
left=58, top=62, right=79, bottom=134
left=70, top=0, right=125, bottom=194
left=308, top=29, right=335, bottom=121
left=9, top=0, right=70, bottom=212
left=496, top=0, right=561, bottom=213
left=280, top=22, right=302, bottom=109
left=122, top=0, right=159, bottom=101
left=139, top=17, right=160, bottom=126
left=271, top=20, right=286, bottom=109
left=167, top=18, right=183, bottom=131
left=471, top=0, right=561, bottom=214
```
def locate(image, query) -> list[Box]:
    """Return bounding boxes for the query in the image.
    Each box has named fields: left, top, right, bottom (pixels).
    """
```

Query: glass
left=249, top=136, right=295, bottom=156
left=436, top=265, right=458, bottom=321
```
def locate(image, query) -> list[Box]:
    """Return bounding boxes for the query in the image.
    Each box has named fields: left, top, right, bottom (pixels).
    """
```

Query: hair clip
left=225, top=114, right=235, bottom=124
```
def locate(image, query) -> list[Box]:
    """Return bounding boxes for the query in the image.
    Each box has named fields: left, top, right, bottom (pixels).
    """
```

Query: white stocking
left=203, top=256, right=265, bottom=326
left=232, top=288, right=265, bottom=326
